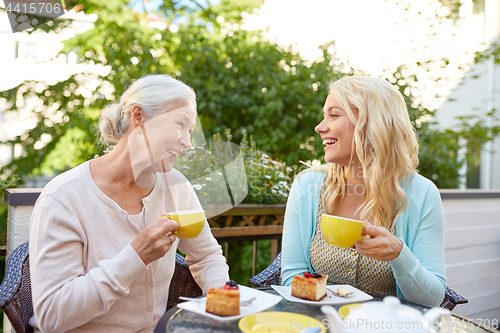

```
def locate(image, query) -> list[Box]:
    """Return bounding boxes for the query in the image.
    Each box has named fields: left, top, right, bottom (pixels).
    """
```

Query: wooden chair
left=0, top=241, right=34, bottom=333
left=0, top=242, right=201, bottom=333
left=248, top=252, right=469, bottom=311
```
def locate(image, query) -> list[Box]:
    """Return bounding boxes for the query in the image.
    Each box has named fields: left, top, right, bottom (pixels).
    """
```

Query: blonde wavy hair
left=323, top=76, right=419, bottom=229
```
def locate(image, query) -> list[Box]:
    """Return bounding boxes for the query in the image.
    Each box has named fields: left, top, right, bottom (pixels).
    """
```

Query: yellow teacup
left=321, top=214, right=365, bottom=248
left=166, top=210, right=205, bottom=239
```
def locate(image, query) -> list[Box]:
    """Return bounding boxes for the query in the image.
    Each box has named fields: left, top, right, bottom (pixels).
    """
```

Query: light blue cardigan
left=281, top=167, right=446, bottom=307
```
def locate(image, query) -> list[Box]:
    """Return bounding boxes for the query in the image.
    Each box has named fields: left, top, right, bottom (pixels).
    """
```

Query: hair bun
left=99, top=103, right=124, bottom=144
left=97, top=74, right=196, bottom=146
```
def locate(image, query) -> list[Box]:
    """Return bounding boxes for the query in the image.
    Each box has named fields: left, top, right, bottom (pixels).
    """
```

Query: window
left=25, top=43, right=37, bottom=61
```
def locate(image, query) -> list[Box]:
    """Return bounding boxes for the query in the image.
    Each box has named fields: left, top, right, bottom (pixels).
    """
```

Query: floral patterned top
left=309, top=186, right=397, bottom=296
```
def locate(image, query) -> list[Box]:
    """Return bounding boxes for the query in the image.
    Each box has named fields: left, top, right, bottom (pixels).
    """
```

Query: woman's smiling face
left=128, top=105, right=196, bottom=187
left=315, top=93, right=358, bottom=166
left=141, top=106, right=196, bottom=171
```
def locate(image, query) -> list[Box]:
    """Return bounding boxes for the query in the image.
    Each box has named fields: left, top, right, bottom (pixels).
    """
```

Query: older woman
left=281, top=76, right=446, bottom=307
left=29, top=75, right=229, bottom=332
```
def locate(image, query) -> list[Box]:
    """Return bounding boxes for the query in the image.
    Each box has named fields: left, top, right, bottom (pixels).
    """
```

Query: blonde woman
left=281, top=76, right=446, bottom=307
left=29, top=75, right=229, bottom=332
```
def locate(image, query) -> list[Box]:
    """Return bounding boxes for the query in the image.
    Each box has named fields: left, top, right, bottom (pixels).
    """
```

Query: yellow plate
left=338, top=303, right=364, bottom=319
left=239, top=311, right=326, bottom=333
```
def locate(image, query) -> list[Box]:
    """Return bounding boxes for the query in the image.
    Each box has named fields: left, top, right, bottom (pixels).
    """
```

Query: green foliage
left=212, top=0, right=264, bottom=22
left=39, top=125, right=99, bottom=175
left=0, top=174, right=20, bottom=198
left=474, top=40, right=500, bottom=69
left=175, top=27, right=355, bottom=165
left=0, top=0, right=357, bottom=179
left=243, top=153, right=291, bottom=204
left=383, top=65, right=500, bottom=188
left=238, top=132, right=292, bottom=204
left=1, top=75, right=104, bottom=178
left=1, top=173, right=20, bottom=248
left=1, top=0, right=498, bottom=192
left=437, top=0, right=463, bottom=20
left=225, top=239, right=271, bottom=287
left=174, top=128, right=293, bottom=204
left=382, top=67, right=462, bottom=188
left=418, top=128, right=462, bottom=188
left=234, top=129, right=292, bottom=204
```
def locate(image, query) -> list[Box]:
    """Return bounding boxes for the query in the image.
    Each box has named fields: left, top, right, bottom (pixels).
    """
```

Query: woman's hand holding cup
left=131, top=211, right=179, bottom=265
left=353, top=220, right=403, bottom=261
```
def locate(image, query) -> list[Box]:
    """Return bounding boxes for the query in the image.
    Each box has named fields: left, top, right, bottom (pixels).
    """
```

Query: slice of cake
left=205, top=281, right=240, bottom=317
left=291, top=272, right=328, bottom=301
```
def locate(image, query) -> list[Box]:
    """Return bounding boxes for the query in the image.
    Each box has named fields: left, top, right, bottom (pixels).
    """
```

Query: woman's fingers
left=361, top=224, right=384, bottom=237
left=131, top=216, right=180, bottom=265
left=156, top=219, right=180, bottom=234
left=356, top=236, right=382, bottom=251
left=166, top=232, right=177, bottom=245
left=355, top=226, right=403, bottom=261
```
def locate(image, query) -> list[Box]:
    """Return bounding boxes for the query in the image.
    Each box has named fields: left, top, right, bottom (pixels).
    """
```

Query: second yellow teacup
left=321, top=214, right=365, bottom=248
left=165, top=210, right=205, bottom=239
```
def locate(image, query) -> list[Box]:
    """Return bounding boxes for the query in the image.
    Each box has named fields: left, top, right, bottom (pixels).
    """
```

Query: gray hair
left=99, top=74, right=197, bottom=144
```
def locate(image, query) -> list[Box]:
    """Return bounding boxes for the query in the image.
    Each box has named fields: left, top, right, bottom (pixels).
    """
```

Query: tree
left=0, top=0, right=352, bottom=179
left=1, top=0, right=497, bottom=188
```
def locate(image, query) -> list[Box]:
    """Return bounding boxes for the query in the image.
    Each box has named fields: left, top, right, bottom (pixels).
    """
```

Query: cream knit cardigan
left=29, top=161, right=229, bottom=333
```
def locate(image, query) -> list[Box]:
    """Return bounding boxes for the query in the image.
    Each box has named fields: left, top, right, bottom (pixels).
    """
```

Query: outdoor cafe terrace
left=2, top=187, right=500, bottom=332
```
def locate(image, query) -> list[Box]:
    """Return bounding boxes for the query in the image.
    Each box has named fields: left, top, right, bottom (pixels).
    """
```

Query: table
left=155, top=289, right=499, bottom=333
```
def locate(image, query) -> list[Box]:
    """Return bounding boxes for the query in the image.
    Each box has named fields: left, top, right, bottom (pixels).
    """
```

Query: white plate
left=271, top=285, right=373, bottom=306
left=177, top=285, right=283, bottom=322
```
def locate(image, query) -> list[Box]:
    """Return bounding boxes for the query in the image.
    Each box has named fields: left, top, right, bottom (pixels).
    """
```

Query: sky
left=130, top=0, right=218, bottom=13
